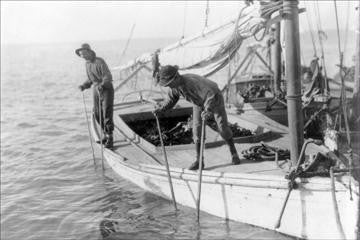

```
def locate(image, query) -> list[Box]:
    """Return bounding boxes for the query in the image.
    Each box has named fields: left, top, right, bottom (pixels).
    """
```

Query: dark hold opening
left=127, top=115, right=193, bottom=146
left=127, top=114, right=254, bottom=147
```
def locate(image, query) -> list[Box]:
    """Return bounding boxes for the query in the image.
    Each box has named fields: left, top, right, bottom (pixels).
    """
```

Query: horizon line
left=1, top=28, right=355, bottom=46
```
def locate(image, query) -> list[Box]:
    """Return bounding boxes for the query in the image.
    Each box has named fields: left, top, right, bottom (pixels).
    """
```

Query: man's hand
left=152, top=106, right=163, bottom=116
left=97, top=84, right=104, bottom=93
left=201, top=110, right=211, bottom=121
left=78, top=85, right=85, bottom=91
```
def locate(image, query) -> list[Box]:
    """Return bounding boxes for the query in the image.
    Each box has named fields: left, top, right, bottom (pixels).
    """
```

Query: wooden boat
left=90, top=97, right=358, bottom=240
left=86, top=1, right=360, bottom=239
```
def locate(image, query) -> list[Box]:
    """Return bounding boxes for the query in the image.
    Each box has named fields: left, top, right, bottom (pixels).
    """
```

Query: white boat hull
left=90, top=106, right=358, bottom=239
left=101, top=147, right=358, bottom=240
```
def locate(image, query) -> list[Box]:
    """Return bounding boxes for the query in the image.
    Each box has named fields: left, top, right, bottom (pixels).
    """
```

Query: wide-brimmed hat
left=159, top=65, right=179, bottom=87
left=75, top=43, right=95, bottom=57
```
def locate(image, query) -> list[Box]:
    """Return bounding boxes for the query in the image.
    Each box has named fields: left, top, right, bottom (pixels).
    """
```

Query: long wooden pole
left=283, top=0, right=304, bottom=165
left=196, top=117, right=206, bottom=222
left=154, top=114, right=178, bottom=211
left=98, top=89, right=105, bottom=171
left=275, top=138, right=319, bottom=229
left=81, top=92, right=96, bottom=166
left=329, top=167, right=346, bottom=239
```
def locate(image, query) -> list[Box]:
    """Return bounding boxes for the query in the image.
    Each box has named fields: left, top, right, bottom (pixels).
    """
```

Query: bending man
left=154, top=65, right=240, bottom=170
left=76, top=43, right=114, bottom=149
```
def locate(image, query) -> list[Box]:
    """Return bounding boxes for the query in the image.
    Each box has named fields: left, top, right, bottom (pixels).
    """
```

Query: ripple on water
left=38, top=130, right=66, bottom=137
left=17, top=122, right=38, bottom=129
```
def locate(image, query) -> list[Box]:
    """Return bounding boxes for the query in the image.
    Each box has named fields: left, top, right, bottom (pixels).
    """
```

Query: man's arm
left=203, top=91, right=217, bottom=113
left=98, top=59, right=113, bottom=88
left=80, top=79, right=92, bottom=90
left=159, top=89, right=180, bottom=112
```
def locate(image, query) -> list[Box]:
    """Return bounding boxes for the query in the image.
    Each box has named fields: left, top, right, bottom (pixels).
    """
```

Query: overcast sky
left=1, top=1, right=358, bottom=44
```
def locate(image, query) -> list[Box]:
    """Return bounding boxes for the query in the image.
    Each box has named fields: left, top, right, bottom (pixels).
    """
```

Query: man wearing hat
left=154, top=65, right=241, bottom=170
left=76, top=43, right=114, bottom=149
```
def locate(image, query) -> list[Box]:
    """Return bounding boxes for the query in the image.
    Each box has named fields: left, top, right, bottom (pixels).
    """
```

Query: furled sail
left=113, top=1, right=281, bottom=79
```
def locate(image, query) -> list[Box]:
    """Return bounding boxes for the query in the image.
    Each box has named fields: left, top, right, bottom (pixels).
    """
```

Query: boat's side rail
left=106, top=147, right=355, bottom=192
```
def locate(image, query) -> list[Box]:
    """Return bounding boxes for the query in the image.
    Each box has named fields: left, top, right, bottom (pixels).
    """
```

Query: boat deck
left=110, top=100, right=329, bottom=176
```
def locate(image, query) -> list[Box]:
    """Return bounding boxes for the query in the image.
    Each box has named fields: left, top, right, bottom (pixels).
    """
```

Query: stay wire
left=333, top=0, right=351, bottom=147
left=333, top=1, right=342, bottom=57
left=343, top=0, right=350, bottom=61
left=303, top=1, right=318, bottom=58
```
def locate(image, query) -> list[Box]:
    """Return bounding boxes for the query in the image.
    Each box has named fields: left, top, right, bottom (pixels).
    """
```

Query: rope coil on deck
left=241, top=143, right=290, bottom=161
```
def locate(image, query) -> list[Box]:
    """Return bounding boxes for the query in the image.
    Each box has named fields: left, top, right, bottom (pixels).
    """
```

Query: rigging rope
left=343, top=0, right=350, bottom=62
left=333, top=0, right=351, bottom=147
left=252, top=0, right=283, bottom=42
left=334, top=1, right=342, bottom=57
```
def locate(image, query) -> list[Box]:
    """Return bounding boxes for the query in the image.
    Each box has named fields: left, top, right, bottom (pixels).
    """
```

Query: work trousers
left=192, top=93, right=233, bottom=143
left=93, top=84, right=114, bottom=135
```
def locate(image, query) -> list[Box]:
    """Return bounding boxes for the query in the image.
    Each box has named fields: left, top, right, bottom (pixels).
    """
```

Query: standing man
left=76, top=43, right=114, bottom=149
left=154, top=65, right=241, bottom=170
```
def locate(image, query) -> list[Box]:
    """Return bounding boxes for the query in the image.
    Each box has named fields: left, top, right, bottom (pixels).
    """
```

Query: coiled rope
left=241, top=143, right=290, bottom=161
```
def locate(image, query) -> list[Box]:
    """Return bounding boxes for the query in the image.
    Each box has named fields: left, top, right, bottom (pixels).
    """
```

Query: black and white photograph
left=1, top=1, right=359, bottom=239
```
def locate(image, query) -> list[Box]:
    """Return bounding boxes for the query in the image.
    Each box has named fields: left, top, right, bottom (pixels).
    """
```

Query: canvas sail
left=113, top=1, right=281, bottom=80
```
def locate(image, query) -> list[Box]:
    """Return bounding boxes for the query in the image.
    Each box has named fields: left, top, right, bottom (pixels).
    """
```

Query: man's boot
left=188, top=141, right=205, bottom=170
left=96, top=137, right=107, bottom=144
left=226, top=138, right=241, bottom=165
left=105, top=133, right=113, bottom=149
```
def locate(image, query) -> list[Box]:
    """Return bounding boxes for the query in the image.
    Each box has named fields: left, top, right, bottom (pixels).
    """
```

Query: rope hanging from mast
left=252, top=0, right=283, bottom=42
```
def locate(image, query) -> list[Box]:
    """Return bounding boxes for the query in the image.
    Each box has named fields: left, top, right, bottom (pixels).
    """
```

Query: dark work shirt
left=160, top=73, right=221, bottom=112
left=82, top=57, right=112, bottom=89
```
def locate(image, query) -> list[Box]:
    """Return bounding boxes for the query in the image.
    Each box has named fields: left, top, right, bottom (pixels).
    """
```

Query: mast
left=271, top=22, right=282, bottom=95
left=283, top=0, right=304, bottom=164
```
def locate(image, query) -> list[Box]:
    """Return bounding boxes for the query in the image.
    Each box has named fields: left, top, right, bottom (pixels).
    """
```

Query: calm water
left=0, top=35, right=355, bottom=240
